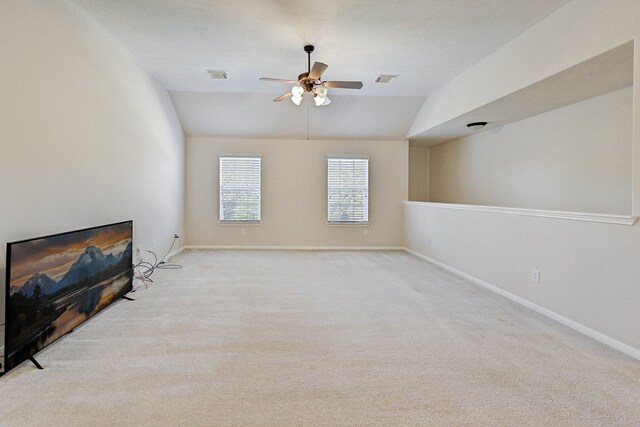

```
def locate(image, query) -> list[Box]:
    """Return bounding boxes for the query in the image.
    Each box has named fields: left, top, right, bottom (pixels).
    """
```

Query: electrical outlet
left=531, top=269, right=540, bottom=283
left=240, top=228, right=246, bottom=236
left=363, top=229, right=368, bottom=237
left=134, top=247, right=141, bottom=263
left=153, top=239, right=157, bottom=250
left=174, top=233, right=179, bottom=239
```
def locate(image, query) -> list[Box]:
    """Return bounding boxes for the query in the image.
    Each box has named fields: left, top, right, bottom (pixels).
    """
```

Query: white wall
left=404, top=204, right=640, bottom=352
left=428, top=87, right=632, bottom=214
left=403, top=0, right=640, bottom=356
left=409, top=0, right=640, bottom=215
left=186, top=138, right=407, bottom=247
left=0, top=0, right=185, bottom=350
left=409, top=0, right=640, bottom=137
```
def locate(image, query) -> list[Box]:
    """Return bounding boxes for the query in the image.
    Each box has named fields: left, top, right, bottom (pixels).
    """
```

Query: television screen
left=4, top=221, right=133, bottom=372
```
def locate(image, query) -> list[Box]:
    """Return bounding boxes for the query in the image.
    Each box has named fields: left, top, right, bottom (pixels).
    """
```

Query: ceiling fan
left=260, top=44, right=363, bottom=106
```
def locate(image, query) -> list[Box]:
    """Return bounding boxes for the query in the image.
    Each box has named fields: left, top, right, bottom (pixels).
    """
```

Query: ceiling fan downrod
left=304, top=44, right=314, bottom=75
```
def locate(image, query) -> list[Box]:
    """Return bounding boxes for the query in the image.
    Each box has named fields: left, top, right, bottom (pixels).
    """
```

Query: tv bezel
left=3, top=220, right=133, bottom=373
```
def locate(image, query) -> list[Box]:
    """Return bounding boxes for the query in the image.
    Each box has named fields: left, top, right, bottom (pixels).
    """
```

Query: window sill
left=326, top=222, right=370, bottom=227
left=218, top=221, right=262, bottom=226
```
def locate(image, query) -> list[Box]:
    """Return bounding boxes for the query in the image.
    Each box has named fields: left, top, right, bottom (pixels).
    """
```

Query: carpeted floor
left=1, top=250, right=639, bottom=426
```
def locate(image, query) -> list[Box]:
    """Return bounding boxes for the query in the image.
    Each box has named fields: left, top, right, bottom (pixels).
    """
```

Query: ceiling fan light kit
left=260, top=44, right=363, bottom=107
left=313, top=85, right=330, bottom=106
left=290, top=83, right=304, bottom=104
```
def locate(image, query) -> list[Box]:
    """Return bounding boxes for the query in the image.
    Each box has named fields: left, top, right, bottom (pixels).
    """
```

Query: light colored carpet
left=1, top=250, right=639, bottom=426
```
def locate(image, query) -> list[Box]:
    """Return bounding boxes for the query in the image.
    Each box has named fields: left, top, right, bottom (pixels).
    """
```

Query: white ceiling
left=70, top=0, right=571, bottom=139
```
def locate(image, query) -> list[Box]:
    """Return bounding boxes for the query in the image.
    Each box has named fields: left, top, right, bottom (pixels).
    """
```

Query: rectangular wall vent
left=206, top=70, right=228, bottom=79
left=375, top=74, right=398, bottom=83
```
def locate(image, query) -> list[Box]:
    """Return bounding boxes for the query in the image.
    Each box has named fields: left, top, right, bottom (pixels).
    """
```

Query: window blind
left=219, top=156, right=261, bottom=222
left=327, top=157, right=369, bottom=223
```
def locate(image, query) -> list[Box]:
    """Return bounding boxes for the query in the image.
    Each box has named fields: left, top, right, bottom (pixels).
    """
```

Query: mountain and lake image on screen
left=5, top=221, right=133, bottom=372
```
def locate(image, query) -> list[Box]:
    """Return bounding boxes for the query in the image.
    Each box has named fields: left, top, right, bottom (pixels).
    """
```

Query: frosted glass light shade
left=313, top=85, right=329, bottom=107
left=291, top=85, right=304, bottom=97
left=315, top=86, right=328, bottom=98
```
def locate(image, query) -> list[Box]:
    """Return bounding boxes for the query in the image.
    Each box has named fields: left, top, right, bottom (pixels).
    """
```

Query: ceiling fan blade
left=273, top=92, right=293, bottom=102
left=308, top=62, right=328, bottom=80
left=323, top=81, right=363, bottom=89
left=260, top=77, right=298, bottom=84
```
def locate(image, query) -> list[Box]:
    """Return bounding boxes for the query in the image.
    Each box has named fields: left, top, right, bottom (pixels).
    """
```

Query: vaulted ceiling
left=69, top=0, right=571, bottom=140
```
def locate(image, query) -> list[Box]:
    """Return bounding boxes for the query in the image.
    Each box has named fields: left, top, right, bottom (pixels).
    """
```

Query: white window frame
left=219, top=155, right=262, bottom=223
left=327, top=156, right=370, bottom=224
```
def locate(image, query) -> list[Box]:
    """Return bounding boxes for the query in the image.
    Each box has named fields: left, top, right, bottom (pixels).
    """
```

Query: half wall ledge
left=403, top=201, right=638, bottom=226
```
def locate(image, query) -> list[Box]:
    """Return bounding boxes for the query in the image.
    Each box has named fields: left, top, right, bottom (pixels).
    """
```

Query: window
left=327, top=157, right=369, bottom=223
left=219, top=156, right=261, bottom=222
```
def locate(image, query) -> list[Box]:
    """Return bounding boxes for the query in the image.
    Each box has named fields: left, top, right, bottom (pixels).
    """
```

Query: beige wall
left=0, top=0, right=185, bottom=349
left=635, top=39, right=640, bottom=213
left=428, top=87, right=632, bottom=214
left=408, top=146, right=429, bottom=202
left=186, top=138, right=407, bottom=247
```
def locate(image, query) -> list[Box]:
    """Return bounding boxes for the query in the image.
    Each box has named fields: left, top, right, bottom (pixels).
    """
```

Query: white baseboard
left=183, top=245, right=405, bottom=251
left=403, top=247, right=640, bottom=362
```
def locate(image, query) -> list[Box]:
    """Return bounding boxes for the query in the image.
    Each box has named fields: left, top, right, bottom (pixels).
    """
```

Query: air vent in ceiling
left=206, top=70, right=228, bottom=79
left=375, top=74, right=398, bottom=83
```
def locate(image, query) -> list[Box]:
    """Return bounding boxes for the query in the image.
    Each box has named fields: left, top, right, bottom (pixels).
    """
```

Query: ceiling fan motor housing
left=297, top=73, right=315, bottom=92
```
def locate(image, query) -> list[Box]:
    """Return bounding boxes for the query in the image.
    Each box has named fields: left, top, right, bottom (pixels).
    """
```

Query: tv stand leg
left=29, top=356, right=43, bottom=370
left=120, top=295, right=135, bottom=301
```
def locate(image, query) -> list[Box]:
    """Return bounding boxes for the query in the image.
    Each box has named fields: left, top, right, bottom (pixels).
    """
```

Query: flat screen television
left=4, top=221, right=133, bottom=373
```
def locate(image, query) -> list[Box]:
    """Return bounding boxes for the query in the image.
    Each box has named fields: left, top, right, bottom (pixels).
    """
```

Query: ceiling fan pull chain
left=307, top=103, right=310, bottom=141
